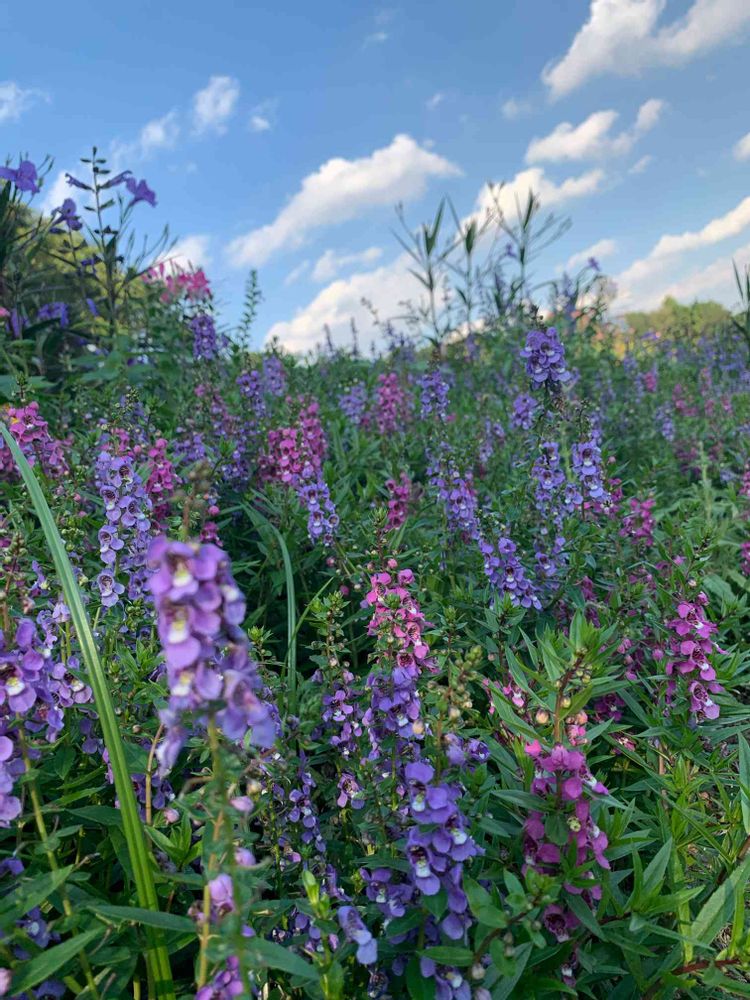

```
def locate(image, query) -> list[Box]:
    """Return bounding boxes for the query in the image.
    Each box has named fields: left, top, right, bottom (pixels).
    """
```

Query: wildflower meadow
left=2, top=151, right=750, bottom=1000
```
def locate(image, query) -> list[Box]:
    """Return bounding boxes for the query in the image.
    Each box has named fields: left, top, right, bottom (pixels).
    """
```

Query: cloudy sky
left=4, top=0, right=750, bottom=350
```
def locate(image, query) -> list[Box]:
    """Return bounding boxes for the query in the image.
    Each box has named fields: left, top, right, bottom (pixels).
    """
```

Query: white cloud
left=192, top=75, right=240, bottom=134
left=543, top=0, right=750, bottom=98
left=267, top=252, right=417, bottom=352
left=312, top=246, right=383, bottom=282
left=474, top=166, right=605, bottom=221
left=112, top=110, right=180, bottom=166
left=364, top=31, right=389, bottom=45
left=225, top=134, right=461, bottom=267
left=614, top=196, right=750, bottom=308
left=566, top=237, right=617, bottom=270
left=284, top=260, right=311, bottom=286
left=159, top=234, right=212, bottom=270
left=426, top=92, right=445, bottom=110
left=629, top=154, right=652, bottom=174
left=40, top=169, right=71, bottom=215
left=0, top=81, right=48, bottom=124
left=250, top=114, right=271, bottom=132
left=249, top=99, right=277, bottom=133
left=734, top=131, right=750, bottom=161
left=501, top=97, right=532, bottom=120
left=650, top=196, right=750, bottom=257
left=526, top=99, right=664, bottom=163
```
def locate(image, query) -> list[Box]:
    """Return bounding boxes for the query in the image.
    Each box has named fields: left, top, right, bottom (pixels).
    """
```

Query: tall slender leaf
left=0, top=424, right=175, bottom=1000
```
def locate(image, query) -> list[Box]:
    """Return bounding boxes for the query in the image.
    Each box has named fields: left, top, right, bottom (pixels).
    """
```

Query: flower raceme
left=146, top=536, right=275, bottom=773
left=660, top=592, right=724, bottom=723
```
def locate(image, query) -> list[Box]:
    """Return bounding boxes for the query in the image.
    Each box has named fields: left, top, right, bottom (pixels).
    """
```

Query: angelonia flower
left=50, top=197, right=82, bottom=233
left=237, top=370, right=268, bottom=425
left=262, top=355, right=287, bottom=398
left=478, top=418, right=505, bottom=469
left=660, top=592, right=724, bottom=723
left=620, top=497, right=655, bottom=547
left=321, top=667, right=363, bottom=762
left=0, top=402, right=69, bottom=480
left=143, top=262, right=212, bottom=303
left=147, top=537, right=276, bottom=774
left=37, top=302, right=70, bottom=328
left=0, top=858, right=65, bottom=999
left=296, top=463, right=339, bottom=547
left=362, top=564, right=431, bottom=759
left=0, top=615, right=92, bottom=826
left=95, top=448, right=152, bottom=606
left=523, top=740, right=609, bottom=986
left=338, top=381, right=369, bottom=427
left=145, top=438, right=180, bottom=528
left=510, top=392, right=538, bottom=431
left=337, top=906, right=378, bottom=966
left=572, top=438, right=610, bottom=504
left=374, top=372, right=412, bottom=434
left=520, top=327, right=570, bottom=389
left=385, top=472, right=412, bottom=530
left=190, top=312, right=220, bottom=361
left=419, top=368, right=450, bottom=422
left=656, top=403, right=675, bottom=442
left=427, top=457, right=480, bottom=541
left=741, top=541, right=750, bottom=576
left=480, top=534, right=541, bottom=610
left=404, top=760, right=481, bottom=940
left=0, top=159, right=39, bottom=194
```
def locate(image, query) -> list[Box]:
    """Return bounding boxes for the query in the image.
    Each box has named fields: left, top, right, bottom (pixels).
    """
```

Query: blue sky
left=3, top=0, right=750, bottom=350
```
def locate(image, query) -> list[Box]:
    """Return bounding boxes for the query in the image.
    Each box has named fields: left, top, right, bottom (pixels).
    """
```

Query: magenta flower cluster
left=660, top=592, right=724, bottom=723
left=0, top=403, right=69, bottom=480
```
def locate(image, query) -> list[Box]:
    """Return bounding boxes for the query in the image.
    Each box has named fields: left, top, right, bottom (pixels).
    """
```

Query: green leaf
left=242, top=937, right=317, bottom=981
left=738, top=736, right=750, bottom=836
left=406, top=957, right=436, bottom=1000
left=419, top=946, right=474, bottom=967
left=690, top=854, right=750, bottom=947
left=0, top=867, right=74, bottom=928
left=87, top=904, right=195, bottom=933
left=642, top=839, right=673, bottom=898
left=12, top=927, right=101, bottom=994
left=0, top=423, right=175, bottom=1000
left=490, top=942, right=533, bottom=999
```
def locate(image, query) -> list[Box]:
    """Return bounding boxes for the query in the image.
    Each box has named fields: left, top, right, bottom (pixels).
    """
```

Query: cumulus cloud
left=0, top=81, right=48, bottom=124
left=614, top=196, right=750, bottom=308
left=267, top=252, right=416, bottom=352
left=40, top=170, right=71, bottom=215
left=270, top=166, right=606, bottom=353
left=192, top=75, right=240, bottom=134
left=112, top=110, right=180, bottom=166
left=312, top=246, right=383, bottom=282
left=526, top=100, right=664, bottom=163
left=159, top=234, right=212, bottom=270
left=284, top=260, right=311, bottom=286
left=565, top=237, right=617, bottom=271
left=474, top=166, right=605, bottom=222
left=734, top=131, right=750, bottom=161
left=225, top=134, right=461, bottom=267
left=543, top=0, right=750, bottom=98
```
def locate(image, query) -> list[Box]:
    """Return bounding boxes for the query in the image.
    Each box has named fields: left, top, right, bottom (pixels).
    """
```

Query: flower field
left=2, top=154, right=750, bottom=999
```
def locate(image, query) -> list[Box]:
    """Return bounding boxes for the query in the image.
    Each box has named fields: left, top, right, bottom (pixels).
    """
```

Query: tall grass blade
left=0, top=424, right=175, bottom=1000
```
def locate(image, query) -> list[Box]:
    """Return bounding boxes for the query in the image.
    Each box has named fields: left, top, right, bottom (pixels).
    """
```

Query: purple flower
left=51, top=197, right=82, bottom=232
left=125, top=176, right=156, bottom=207
left=0, top=160, right=39, bottom=194
left=37, top=302, right=69, bottom=328
left=520, top=327, right=570, bottom=389
left=337, top=906, right=378, bottom=966
left=147, top=536, right=276, bottom=773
